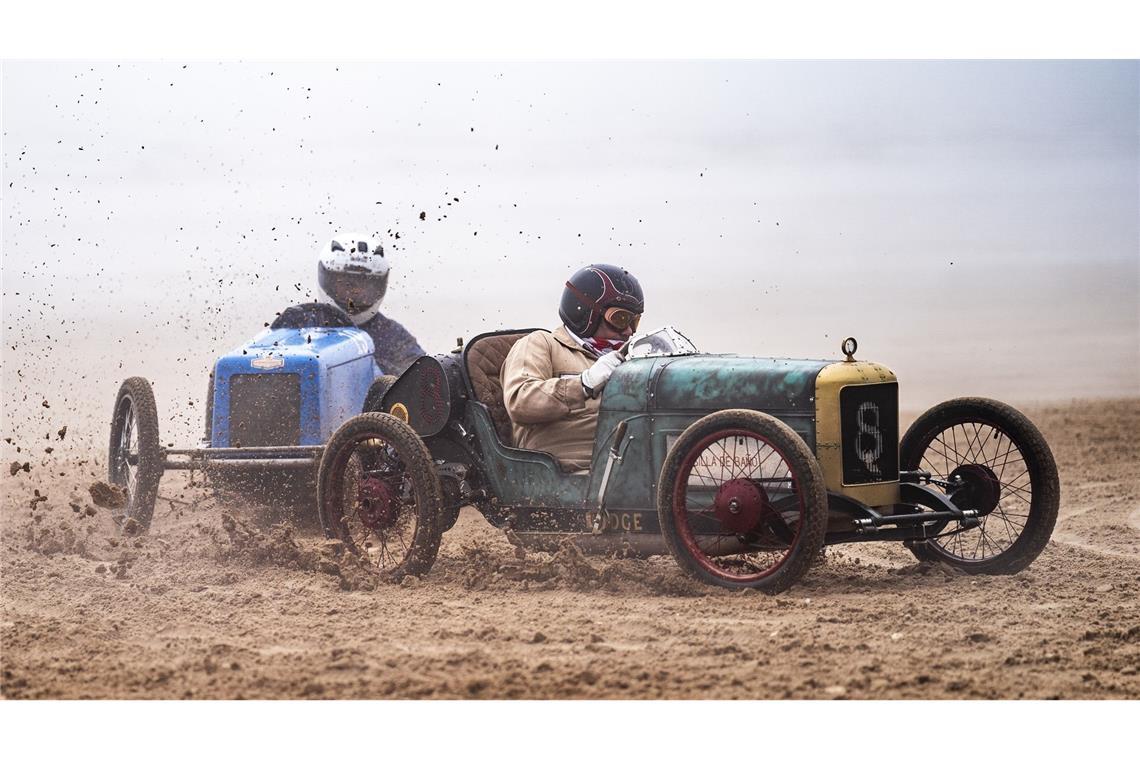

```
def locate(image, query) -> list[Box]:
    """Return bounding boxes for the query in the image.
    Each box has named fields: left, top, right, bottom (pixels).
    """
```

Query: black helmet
left=558, top=264, right=644, bottom=338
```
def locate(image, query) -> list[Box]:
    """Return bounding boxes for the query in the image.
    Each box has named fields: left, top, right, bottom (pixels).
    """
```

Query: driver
left=501, top=264, right=644, bottom=471
left=317, top=231, right=425, bottom=375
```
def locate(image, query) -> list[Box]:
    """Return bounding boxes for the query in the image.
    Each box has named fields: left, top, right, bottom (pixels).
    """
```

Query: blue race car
left=106, top=303, right=396, bottom=530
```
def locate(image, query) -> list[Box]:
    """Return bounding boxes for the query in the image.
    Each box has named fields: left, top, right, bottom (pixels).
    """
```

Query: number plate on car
left=840, top=383, right=899, bottom=484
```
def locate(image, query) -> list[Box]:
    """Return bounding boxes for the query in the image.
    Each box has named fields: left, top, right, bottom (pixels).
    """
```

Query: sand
left=2, top=398, right=1138, bottom=699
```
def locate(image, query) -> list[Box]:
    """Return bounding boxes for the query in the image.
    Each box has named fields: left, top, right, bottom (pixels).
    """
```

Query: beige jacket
left=500, top=326, right=600, bottom=471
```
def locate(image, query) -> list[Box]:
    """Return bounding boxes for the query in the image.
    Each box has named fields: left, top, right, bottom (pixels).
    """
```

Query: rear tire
left=107, top=377, right=163, bottom=532
left=657, top=409, right=828, bottom=593
left=317, top=413, right=443, bottom=580
left=900, top=397, right=1059, bottom=574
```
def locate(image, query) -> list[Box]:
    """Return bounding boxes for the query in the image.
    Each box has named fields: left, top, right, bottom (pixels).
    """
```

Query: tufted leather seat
left=465, top=330, right=539, bottom=444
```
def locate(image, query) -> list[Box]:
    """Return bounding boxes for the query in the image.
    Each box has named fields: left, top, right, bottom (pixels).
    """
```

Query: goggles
left=603, top=306, right=641, bottom=332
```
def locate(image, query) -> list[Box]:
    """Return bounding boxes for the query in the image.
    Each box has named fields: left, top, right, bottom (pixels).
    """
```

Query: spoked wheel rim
left=111, top=395, right=138, bottom=519
left=672, top=428, right=805, bottom=583
left=330, top=436, right=421, bottom=573
left=914, top=420, right=1033, bottom=564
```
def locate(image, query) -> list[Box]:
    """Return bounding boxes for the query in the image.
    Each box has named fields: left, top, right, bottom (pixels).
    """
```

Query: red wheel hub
left=358, top=475, right=400, bottom=531
left=712, top=478, right=769, bottom=534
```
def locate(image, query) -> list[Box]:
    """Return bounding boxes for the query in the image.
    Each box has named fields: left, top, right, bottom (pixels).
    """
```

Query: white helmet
left=317, top=231, right=390, bottom=326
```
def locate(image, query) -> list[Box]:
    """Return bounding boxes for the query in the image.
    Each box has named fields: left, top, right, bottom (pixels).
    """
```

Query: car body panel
left=593, top=355, right=833, bottom=517
left=211, top=326, right=380, bottom=448
left=416, top=345, right=894, bottom=542
left=379, top=329, right=907, bottom=547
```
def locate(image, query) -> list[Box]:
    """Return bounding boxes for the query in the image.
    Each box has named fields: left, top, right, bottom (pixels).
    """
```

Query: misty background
left=3, top=60, right=1137, bottom=452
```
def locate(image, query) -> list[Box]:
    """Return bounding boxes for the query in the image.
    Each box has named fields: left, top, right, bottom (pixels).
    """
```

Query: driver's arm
left=501, top=333, right=588, bottom=425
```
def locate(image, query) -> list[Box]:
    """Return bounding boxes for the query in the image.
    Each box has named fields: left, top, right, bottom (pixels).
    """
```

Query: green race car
left=317, top=327, right=1059, bottom=593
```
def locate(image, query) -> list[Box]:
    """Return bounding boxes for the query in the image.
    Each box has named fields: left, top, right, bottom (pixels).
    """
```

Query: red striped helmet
left=558, top=264, right=644, bottom=338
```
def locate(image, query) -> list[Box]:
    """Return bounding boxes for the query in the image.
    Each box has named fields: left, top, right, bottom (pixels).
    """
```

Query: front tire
left=900, top=397, right=1059, bottom=574
left=657, top=409, right=828, bottom=593
left=317, top=413, right=443, bottom=580
left=107, top=377, right=163, bottom=532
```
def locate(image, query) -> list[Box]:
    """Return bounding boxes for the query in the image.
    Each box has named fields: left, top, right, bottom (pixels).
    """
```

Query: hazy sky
left=3, top=60, right=1137, bottom=448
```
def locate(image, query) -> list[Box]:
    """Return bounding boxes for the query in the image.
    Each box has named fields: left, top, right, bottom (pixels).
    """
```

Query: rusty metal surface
left=463, top=403, right=591, bottom=512
left=163, top=458, right=318, bottom=471
left=645, top=354, right=831, bottom=413
left=592, top=355, right=830, bottom=515
left=464, top=354, right=837, bottom=539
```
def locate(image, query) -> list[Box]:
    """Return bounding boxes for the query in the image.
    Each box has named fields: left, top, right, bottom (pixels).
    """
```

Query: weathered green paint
left=590, top=355, right=831, bottom=512
left=463, top=402, right=590, bottom=510
left=468, top=354, right=833, bottom=520
left=646, top=355, right=830, bottom=412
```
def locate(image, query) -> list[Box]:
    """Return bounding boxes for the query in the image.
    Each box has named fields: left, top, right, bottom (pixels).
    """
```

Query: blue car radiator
left=211, top=326, right=379, bottom=448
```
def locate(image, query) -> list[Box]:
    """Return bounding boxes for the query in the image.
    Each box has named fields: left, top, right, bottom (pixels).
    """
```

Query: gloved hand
left=580, top=350, right=625, bottom=398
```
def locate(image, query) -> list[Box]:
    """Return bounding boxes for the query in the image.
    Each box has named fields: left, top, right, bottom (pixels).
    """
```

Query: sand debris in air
left=452, top=535, right=708, bottom=597
left=88, top=481, right=127, bottom=510
left=218, top=512, right=381, bottom=591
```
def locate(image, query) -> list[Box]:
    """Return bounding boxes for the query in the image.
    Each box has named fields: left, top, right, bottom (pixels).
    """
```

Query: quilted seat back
left=464, top=330, right=536, bottom=444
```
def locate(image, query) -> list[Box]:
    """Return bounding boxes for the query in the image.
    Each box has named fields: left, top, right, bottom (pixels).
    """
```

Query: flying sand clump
left=217, top=511, right=381, bottom=592
left=89, top=481, right=126, bottom=510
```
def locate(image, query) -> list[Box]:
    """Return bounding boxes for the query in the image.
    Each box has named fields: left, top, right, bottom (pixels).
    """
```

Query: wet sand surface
left=2, top=399, right=1138, bottom=699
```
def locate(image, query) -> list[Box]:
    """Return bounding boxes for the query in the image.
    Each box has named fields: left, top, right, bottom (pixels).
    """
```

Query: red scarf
left=588, top=337, right=625, bottom=353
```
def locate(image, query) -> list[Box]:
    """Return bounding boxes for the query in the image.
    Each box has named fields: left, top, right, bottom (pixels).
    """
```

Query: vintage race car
left=106, top=303, right=396, bottom=527
left=316, top=327, right=1060, bottom=592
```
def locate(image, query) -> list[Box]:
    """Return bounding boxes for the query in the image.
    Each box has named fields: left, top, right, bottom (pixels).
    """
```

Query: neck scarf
left=567, top=328, right=624, bottom=356
left=588, top=336, right=625, bottom=354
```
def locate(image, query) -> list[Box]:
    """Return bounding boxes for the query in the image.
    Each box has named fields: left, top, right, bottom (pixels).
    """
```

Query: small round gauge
left=842, top=336, right=858, bottom=359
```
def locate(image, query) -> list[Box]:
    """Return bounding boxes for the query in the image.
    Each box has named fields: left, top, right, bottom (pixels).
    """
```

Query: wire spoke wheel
left=343, top=447, right=419, bottom=571
left=107, top=377, right=162, bottom=531
left=657, top=410, right=828, bottom=592
left=679, top=433, right=800, bottom=579
left=921, top=423, right=1028, bottom=559
left=900, top=397, right=1059, bottom=574
left=318, top=413, right=443, bottom=581
left=113, top=397, right=138, bottom=512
